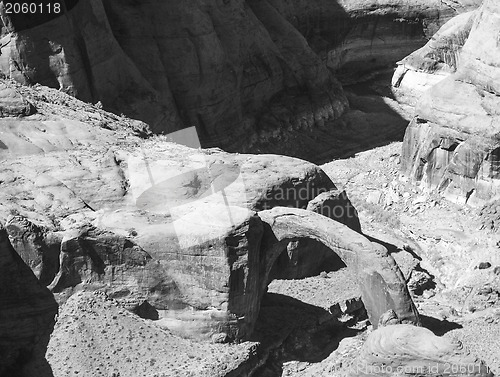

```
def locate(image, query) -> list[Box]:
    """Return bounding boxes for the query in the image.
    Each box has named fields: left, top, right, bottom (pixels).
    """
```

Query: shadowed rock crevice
left=250, top=292, right=364, bottom=377
left=0, top=223, right=58, bottom=376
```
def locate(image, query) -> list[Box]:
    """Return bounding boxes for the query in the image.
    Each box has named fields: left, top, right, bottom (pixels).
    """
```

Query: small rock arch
left=257, top=207, right=419, bottom=331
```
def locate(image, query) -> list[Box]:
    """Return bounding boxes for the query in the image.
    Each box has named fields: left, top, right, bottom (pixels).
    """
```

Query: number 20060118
left=4, top=3, right=61, bottom=14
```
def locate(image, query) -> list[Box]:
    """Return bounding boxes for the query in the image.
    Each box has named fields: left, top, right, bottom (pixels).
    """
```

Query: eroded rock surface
left=0, top=80, right=421, bottom=343
left=349, top=324, right=493, bottom=376
left=398, top=0, right=500, bottom=205
left=22, top=291, right=259, bottom=377
left=258, top=207, right=419, bottom=328
left=0, top=0, right=480, bottom=154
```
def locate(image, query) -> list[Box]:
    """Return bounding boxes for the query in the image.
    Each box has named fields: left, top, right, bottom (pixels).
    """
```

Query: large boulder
left=0, top=82, right=34, bottom=117
left=399, top=0, right=500, bottom=205
left=349, top=324, right=493, bottom=376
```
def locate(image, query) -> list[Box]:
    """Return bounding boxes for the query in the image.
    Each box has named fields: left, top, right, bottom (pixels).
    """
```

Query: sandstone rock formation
left=0, top=223, right=58, bottom=376
left=398, top=0, right=500, bottom=205
left=349, top=324, right=493, bottom=376
left=392, top=10, right=476, bottom=105
left=258, top=207, right=419, bottom=329
left=0, top=82, right=34, bottom=116
left=0, top=81, right=419, bottom=342
left=0, top=0, right=480, bottom=154
left=267, top=189, right=360, bottom=281
left=22, top=290, right=259, bottom=377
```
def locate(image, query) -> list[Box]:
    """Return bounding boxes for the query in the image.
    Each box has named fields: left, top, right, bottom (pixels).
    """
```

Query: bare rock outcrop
left=392, top=10, right=476, bottom=105
left=26, top=291, right=259, bottom=377
left=258, top=207, right=419, bottom=329
left=0, top=223, right=58, bottom=376
left=349, top=324, right=493, bottom=376
left=0, top=82, right=34, bottom=116
left=267, top=188, right=360, bottom=281
left=307, top=189, right=361, bottom=233
left=399, top=0, right=500, bottom=205
left=0, top=81, right=420, bottom=342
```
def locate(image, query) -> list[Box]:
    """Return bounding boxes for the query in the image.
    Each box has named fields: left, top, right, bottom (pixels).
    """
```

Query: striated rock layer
left=398, top=0, right=500, bottom=205
left=0, top=0, right=480, bottom=152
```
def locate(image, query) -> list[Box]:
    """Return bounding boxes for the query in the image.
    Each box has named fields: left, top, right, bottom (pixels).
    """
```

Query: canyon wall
left=0, top=0, right=480, bottom=152
left=397, top=0, right=500, bottom=205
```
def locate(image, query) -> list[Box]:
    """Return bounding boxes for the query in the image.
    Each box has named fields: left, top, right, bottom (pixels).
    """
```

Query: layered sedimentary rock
left=350, top=324, right=493, bottom=376
left=392, top=10, right=476, bottom=105
left=0, top=0, right=480, bottom=152
left=0, top=82, right=418, bottom=341
left=399, top=0, right=500, bottom=205
left=0, top=223, right=58, bottom=375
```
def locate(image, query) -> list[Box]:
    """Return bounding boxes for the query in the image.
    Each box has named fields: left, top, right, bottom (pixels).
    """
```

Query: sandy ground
left=24, top=291, right=260, bottom=377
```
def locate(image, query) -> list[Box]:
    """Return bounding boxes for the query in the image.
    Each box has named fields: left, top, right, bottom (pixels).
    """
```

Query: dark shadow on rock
left=420, top=314, right=462, bottom=336
left=249, top=292, right=363, bottom=377
left=365, top=234, right=422, bottom=262
left=313, top=73, right=410, bottom=164
left=133, top=300, right=159, bottom=320
left=365, top=234, right=400, bottom=254
left=267, top=239, right=347, bottom=282
left=0, top=225, right=57, bottom=377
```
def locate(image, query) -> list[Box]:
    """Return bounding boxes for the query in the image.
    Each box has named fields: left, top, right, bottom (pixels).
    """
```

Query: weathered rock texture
left=399, top=0, right=500, bottom=205
left=267, top=189, right=360, bottom=281
left=0, top=82, right=418, bottom=341
left=349, top=324, right=493, bottom=376
left=23, top=291, right=259, bottom=377
left=259, top=207, right=419, bottom=330
left=0, top=223, right=58, bottom=375
left=392, top=10, right=476, bottom=105
left=0, top=0, right=480, bottom=152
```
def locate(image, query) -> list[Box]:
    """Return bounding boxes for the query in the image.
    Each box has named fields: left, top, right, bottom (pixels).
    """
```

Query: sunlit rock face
left=0, top=0, right=480, bottom=152
left=399, top=0, right=500, bottom=205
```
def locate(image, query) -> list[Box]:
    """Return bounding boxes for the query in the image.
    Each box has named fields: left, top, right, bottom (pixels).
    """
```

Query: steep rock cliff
left=0, top=0, right=480, bottom=153
left=398, top=0, right=500, bottom=205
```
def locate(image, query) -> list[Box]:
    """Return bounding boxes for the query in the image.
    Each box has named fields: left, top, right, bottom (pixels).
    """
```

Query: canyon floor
left=252, top=138, right=500, bottom=376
